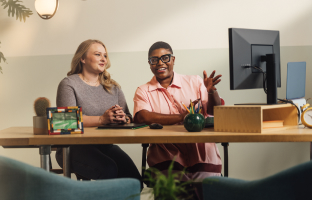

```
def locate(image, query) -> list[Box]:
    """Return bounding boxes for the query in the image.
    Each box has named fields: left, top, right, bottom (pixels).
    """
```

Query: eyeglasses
left=148, top=54, right=174, bottom=65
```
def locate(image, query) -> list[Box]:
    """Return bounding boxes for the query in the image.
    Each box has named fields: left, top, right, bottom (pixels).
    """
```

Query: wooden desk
left=1, top=125, right=312, bottom=177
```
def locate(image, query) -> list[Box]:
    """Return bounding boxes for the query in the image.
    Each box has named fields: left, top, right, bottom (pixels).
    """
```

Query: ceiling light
left=35, top=0, right=59, bottom=20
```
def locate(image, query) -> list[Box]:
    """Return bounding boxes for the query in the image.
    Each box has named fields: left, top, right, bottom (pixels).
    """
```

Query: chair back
left=0, top=156, right=140, bottom=200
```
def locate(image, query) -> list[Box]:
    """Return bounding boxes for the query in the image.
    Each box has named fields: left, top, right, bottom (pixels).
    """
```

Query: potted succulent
left=33, top=97, right=50, bottom=135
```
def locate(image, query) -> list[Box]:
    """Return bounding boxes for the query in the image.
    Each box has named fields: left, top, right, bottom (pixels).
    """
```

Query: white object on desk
left=291, top=98, right=306, bottom=124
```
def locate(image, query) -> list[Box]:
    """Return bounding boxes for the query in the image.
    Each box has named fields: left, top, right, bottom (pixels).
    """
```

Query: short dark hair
left=148, top=41, right=173, bottom=57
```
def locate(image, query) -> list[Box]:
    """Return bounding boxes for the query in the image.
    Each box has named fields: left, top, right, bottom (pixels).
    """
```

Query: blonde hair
left=67, top=39, right=120, bottom=92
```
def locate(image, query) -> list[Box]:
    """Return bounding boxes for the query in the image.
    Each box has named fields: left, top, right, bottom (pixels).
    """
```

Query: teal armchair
left=0, top=156, right=140, bottom=200
left=203, top=161, right=312, bottom=200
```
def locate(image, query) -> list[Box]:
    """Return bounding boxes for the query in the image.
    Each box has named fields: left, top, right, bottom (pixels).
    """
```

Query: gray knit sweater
left=56, top=74, right=131, bottom=117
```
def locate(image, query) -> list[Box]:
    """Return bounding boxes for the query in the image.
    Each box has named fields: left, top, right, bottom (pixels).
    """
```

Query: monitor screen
left=286, top=62, right=306, bottom=99
left=229, top=28, right=281, bottom=104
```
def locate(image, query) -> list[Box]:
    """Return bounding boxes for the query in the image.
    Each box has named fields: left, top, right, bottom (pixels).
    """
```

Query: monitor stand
left=235, top=54, right=278, bottom=106
left=264, top=54, right=277, bottom=104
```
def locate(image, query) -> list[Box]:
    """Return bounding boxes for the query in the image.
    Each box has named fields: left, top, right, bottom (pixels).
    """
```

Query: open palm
left=203, top=70, right=222, bottom=92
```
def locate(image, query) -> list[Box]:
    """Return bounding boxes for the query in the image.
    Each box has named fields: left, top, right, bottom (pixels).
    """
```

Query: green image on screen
left=53, top=112, right=78, bottom=129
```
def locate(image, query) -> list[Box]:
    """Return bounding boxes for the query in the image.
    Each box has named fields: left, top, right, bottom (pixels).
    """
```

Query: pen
left=197, top=100, right=201, bottom=113
left=181, top=102, right=190, bottom=113
left=190, top=100, right=194, bottom=114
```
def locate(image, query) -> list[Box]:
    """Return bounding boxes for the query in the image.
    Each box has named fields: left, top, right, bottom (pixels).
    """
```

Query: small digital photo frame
left=47, top=106, right=83, bottom=135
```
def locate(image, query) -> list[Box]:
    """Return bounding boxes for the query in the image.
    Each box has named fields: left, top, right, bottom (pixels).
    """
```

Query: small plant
left=143, top=159, right=193, bottom=200
left=34, top=97, right=50, bottom=116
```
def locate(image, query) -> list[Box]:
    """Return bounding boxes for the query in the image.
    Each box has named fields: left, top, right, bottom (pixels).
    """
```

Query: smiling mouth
left=157, top=67, right=166, bottom=72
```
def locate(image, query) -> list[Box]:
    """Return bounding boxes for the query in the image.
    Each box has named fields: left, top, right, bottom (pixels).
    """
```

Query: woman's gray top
left=56, top=74, right=131, bottom=117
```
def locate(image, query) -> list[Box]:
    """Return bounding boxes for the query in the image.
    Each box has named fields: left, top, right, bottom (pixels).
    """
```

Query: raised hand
left=203, top=70, right=222, bottom=92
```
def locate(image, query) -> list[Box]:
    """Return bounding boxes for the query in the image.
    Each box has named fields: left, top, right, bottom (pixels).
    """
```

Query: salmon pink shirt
left=133, top=72, right=223, bottom=180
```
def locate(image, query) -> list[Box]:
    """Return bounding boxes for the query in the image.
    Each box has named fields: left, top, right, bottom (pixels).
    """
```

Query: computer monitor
left=229, top=28, right=281, bottom=104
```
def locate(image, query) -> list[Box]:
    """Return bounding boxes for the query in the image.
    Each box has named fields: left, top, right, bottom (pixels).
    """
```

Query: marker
left=181, top=102, right=190, bottom=113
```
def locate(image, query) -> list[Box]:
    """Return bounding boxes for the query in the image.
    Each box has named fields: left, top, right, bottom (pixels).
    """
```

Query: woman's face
left=149, top=48, right=175, bottom=82
left=81, top=43, right=107, bottom=74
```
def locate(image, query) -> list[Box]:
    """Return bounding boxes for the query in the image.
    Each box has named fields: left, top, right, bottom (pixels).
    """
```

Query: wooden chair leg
left=221, top=143, right=229, bottom=177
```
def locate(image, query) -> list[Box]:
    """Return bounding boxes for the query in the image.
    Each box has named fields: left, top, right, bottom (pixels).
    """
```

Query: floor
left=141, top=188, right=154, bottom=200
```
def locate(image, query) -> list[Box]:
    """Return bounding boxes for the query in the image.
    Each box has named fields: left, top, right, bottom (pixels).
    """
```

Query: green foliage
left=34, top=97, right=51, bottom=116
left=143, top=159, right=193, bottom=200
left=0, top=0, right=33, bottom=22
left=0, top=41, right=6, bottom=74
left=0, top=1, right=32, bottom=74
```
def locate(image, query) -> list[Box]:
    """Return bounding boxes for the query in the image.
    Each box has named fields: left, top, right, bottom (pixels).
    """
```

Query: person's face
left=81, top=43, right=107, bottom=74
left=149, top=48, right=175, bottom=82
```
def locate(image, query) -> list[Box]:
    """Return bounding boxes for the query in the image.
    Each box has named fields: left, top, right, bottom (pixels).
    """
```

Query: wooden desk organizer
left=214, top=104, right=298, bottom=133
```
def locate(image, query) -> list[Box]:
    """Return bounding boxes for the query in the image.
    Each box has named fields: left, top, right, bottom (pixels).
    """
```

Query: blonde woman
left=55, top=39, right=141, bottom=183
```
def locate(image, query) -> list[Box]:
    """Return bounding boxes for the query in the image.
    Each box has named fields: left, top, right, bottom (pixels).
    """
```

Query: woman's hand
left=113, top=105, right=127, bottom=123
left=99, top=105, right=126, bottom=124
left=203, top=70, right=222, bottom=93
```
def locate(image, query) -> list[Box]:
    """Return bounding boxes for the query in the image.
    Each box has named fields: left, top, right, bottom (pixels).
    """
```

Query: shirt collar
left=148, top=71, right=182, bottom=92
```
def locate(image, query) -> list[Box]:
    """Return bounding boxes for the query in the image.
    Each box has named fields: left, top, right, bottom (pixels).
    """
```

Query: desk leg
left=39, top=145, right=51, bottom=171
left=63, top=146, right=71, bottom=178
left=221, top=143, right=229, bottom=177
left=310, top=142, right=312, bottom=160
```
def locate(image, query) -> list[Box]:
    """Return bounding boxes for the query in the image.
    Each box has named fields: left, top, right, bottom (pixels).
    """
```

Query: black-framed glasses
left=148, top=54, right=174, bottom=65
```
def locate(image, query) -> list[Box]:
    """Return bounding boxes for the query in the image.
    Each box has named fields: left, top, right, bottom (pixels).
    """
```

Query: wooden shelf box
left=214, top=104, right=298, bottom=133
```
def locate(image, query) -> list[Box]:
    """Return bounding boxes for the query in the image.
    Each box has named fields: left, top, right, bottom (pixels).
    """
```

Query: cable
left=250, top=66, right=267, bottom=94
left=244, top=66, right=297, bottom=111
left=277, top=98, right=300, bottom=123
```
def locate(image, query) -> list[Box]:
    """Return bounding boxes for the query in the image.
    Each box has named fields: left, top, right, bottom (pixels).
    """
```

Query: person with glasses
left=133, top=41, right=224, bottom=199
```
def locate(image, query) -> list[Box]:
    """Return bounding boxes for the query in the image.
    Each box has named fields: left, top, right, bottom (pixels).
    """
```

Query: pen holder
left=183, top=113, right=205, bottom=132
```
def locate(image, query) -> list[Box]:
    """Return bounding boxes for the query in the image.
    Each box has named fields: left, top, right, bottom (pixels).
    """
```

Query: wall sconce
left=35, top=0, right=59, bottom=20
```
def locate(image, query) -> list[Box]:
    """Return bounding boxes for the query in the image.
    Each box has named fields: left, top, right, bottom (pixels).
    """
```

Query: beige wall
left=1, top=0, right=312, bottom=56
left=0, top=0, right=312, bottom=180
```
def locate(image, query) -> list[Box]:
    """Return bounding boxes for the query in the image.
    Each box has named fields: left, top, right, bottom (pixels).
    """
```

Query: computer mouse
left=149, top=123, right=163, bottom=129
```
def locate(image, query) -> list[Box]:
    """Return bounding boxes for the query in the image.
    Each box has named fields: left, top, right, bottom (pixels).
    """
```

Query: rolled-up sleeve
left=133, top=87, right=153, bottom=117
